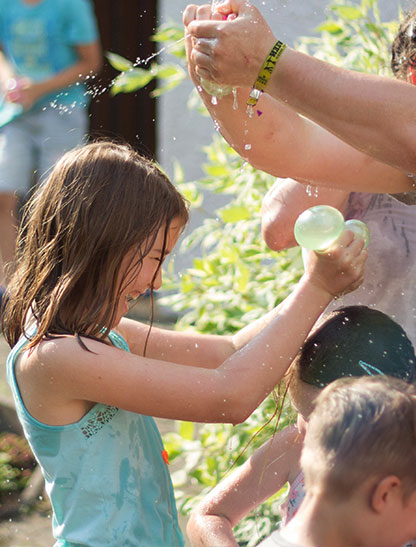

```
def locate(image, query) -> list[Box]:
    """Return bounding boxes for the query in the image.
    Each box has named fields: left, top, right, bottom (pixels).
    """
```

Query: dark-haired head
left=288, top=306, right=416, bottom=420
left=295, top=306, right=416, bottom=387
left=3, top=141, right=189, bottom=348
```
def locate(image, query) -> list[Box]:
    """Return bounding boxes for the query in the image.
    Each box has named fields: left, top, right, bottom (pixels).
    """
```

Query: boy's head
left=301, top=376, right=416, bottom=544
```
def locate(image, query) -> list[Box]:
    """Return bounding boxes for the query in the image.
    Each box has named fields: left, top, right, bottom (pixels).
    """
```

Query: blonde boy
left=261, top=376, right=416, bottom=547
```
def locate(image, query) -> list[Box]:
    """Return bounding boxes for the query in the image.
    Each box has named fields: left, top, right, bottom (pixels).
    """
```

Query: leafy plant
left=109, top=1, right=400, bottom=544
left=108, top=23, right=186, bottom=98
left=0, top=433, right=35, bottom=507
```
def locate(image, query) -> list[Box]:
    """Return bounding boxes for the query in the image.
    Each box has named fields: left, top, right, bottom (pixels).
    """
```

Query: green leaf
left=178, top=421, right=195, bottom=441
left=152, top=23, right=184, bottom=44
left=316, top=21, right=343, bottom=34
left=155, top=63, right=185, bottom=80
left=219, top=206, right=251, bottom=223
left=106, top=51, right=134, bottom=72
left=178, top=182, right=203, bottom=207
left=331, top=5, right=363, bottom=20
left=110, top=68, right=154, bottom=96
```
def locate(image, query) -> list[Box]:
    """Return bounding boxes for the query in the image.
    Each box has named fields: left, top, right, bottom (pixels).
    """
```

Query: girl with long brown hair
left=2, top=141, right=366, bottom=545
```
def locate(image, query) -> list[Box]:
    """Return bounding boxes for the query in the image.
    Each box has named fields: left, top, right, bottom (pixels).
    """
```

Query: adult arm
left=261, top=179, right=350, bottom=251
left=187, top=426, right=302, bottom=546
left=185, top=2, right=416, bottom=185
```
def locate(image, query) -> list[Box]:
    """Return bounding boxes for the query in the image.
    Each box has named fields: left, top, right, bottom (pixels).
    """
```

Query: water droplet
left=232, top=88, right=238, bottom=110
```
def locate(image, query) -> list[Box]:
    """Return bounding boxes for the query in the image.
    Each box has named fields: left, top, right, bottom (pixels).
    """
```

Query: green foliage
left=164, top=392, right=296, bottom=545
left=107, top=22, right=186, bottom=97
left=110, top=1, right=400, bottom=544
left=296, top=0, right=399, bottom=76
left=0, top=433, right=35, bottom=505
left=162, top=138, right=302, bottom=335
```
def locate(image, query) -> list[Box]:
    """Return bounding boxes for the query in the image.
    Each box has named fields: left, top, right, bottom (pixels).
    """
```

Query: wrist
left=299, top=272, right=334, bottom=303
left=246, top=39, right=287, bottom=112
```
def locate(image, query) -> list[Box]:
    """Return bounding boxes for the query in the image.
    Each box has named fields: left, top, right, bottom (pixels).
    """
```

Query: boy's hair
left=391, top=9, right=416, bottom=80
left=302, top=376, right=416, bottom=499
left=291, top=306, right=416, bottom=388
left=3, top=141, right=189, bottom=348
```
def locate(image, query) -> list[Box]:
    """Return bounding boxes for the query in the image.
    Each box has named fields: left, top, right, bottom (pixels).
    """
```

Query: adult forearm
left=268, top=48, right=416, bottom=174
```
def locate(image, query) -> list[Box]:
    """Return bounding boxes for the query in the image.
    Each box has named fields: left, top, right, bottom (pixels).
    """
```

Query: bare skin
left=15, top=224, right=366, bottom=429
left=184, top=1, right=416, bottom=189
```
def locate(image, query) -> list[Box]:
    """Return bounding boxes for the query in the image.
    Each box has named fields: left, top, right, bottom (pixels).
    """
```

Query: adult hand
left=185, top=0, right=276, bottom=88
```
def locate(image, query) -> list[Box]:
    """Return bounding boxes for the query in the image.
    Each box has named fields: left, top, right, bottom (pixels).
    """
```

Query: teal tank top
left=7, top=330, right=184, bottom=546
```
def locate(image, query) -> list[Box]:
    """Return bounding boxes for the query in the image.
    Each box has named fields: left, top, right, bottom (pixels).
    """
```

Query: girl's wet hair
left=391, top=9, right=416, bottom=80
left=3, top=141, right=189, bottom=348
left=293, top=306, right=416, bottom=387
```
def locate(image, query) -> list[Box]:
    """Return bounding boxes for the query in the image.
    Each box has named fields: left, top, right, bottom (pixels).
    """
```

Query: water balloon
left=294, top=205, right=345, bottom=251
left=344, top=219, right=370, bottom=248
left=200, top=78, right=233, bottom=98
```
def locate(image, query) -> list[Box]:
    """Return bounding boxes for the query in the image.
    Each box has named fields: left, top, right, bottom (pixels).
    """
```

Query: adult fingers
left=183, top=4, right=198, bottom=26
left=190, top=49, right=214, bottom=80
left=188, top=18, right=223, bottom=39
left=216, top=0, right=253, bottom=16
left=191, top=37, right=214, bottom=55
left=196, top=4, right=212, bottom=19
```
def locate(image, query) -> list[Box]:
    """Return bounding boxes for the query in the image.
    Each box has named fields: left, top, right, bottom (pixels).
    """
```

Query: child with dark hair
left=187, top=306, right=416, bottom=547
left=2, top=141, right=365, bottom=546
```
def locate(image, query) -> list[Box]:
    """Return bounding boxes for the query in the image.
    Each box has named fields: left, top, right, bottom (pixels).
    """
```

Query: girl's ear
left=371, top=476, right=402, bottom=513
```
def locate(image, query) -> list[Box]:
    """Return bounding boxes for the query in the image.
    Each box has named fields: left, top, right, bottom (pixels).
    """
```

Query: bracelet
left=247, top=40, right=287, bottom=109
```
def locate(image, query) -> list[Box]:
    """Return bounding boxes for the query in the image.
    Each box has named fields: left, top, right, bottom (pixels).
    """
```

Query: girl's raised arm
left=17, top=231, right=365, bottom=425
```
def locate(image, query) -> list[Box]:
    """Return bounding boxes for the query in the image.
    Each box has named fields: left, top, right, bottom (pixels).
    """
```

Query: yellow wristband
left=247, top=40, right=287, bottom=108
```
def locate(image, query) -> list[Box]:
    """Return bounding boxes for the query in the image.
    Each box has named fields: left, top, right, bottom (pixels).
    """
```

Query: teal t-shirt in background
left=0, top=0, right=99, bottom=110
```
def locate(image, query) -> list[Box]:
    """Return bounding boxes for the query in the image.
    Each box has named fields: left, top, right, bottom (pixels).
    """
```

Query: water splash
left=232, top=88, right=238, bottom=110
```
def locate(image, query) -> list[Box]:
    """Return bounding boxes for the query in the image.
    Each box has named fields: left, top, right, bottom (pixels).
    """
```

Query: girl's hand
left=185, top=0, right=276, bottom=88
left=304, top=230, right=367, bottom=298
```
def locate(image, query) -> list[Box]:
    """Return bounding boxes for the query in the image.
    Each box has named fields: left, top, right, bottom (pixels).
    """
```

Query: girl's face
left=114, top=220, right=182, bottom=326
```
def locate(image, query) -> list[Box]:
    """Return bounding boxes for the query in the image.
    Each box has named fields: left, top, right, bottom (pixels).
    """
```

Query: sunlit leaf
left=106, top=51, right=133, bottom=72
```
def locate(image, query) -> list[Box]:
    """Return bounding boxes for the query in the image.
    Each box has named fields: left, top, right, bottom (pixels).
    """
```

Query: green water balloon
left=200, top=78, right=233, bottom=98
left=294, top=205, right=345, bottom=251
left=344, top=219, right=370, bottom=248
